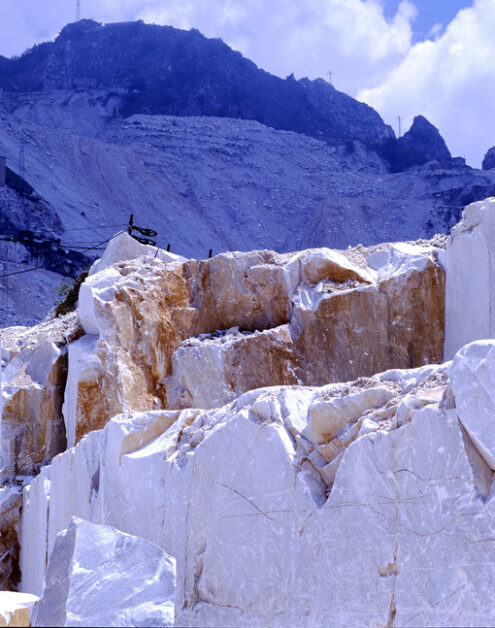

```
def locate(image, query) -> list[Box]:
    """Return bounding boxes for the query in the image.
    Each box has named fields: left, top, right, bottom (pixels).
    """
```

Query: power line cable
left=0, top=229, right=126, bottom=254
left=0, top=237, right=105, bottom=250
left=76, top=230, right=126, bottom=254
left=0, top=230, right=126, bottom=278
left=35, top=223, right=127, bottom=233
left=0, top=263, right=48, bottom=279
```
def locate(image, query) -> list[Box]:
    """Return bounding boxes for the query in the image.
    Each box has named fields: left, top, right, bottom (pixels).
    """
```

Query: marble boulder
left=32, top=517, right=176, bottom=627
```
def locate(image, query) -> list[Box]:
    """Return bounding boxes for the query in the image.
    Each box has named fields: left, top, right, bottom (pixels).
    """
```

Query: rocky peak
left=383, top=114, right=451, bottom=172
left=56, top=18, right=102, bottom=40
left=482, top=146, right=495, bottom=170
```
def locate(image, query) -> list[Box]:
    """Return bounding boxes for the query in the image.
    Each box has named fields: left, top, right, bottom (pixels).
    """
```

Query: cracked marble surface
left=20, top=354, right=495, bottom=626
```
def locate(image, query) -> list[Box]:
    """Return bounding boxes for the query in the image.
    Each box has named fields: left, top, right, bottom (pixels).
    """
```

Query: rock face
left=166, top=325, right=299, bottom=409
left=18, top=348, right=495, bottom=627
left=0, top=314, right=81, bottom=481
left=32, top=517, right=176, bottom=628
left=0, top=315, right=81, bottom=594
left=384, top=115, right=451, bottom=172
left=0, top=488, right=22, bottom=590
left=444, top=197, right=495, bottom=359
left=9, top=200, right=495, bottom=624
left=482, top=146, right=495, bottom=170
left=63, top=236, right=444, bottom=440
left=449, top=340, right=495, bottom=469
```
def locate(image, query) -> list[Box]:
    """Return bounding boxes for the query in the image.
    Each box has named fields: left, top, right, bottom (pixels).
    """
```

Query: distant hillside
left=0, top=20, right=394, bottom=151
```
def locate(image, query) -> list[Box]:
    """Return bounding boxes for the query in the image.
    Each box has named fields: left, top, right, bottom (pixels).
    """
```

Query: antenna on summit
left=76, top=0, right=81, bottom=21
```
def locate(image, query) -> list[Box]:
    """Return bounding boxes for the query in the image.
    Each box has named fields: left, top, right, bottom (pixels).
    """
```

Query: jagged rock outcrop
left=0, top=313, right=81, bottom=481
left=0, top=592, right=38, bottom=627
left=32, top=517, right=176, bottom=627
left=384, top=115, right=451, bottom=173
left=482, top=147, right=495, bottom=170
left=59, top=234, right=444, bottom=442
left=444, top=197, right=495, bottom=359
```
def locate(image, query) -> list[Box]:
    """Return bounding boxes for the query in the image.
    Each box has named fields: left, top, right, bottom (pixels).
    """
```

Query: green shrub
left=54, top=270, right=88, bottom=317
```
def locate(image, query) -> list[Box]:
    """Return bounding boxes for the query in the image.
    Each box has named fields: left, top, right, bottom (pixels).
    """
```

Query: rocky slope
left=0, top=181, right=91, bottom=327
left=2, top=199, right=495, bottom=625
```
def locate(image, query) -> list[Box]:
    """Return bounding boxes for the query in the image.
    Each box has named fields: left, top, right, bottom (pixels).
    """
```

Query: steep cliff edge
left=3, top=200, right=495, bottom=625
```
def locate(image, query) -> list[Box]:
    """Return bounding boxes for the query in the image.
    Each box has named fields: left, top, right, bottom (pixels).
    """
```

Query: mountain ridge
left=0, top=19, right=395, bottom=153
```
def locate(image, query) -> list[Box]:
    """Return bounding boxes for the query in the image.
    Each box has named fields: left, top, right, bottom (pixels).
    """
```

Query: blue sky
left=382, top=0, right=473, bottom=39
left=0, top=0, right=492, bottom=167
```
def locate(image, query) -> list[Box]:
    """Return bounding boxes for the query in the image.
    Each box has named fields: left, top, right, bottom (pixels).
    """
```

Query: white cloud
left=359, top=0, right=495, bottom=167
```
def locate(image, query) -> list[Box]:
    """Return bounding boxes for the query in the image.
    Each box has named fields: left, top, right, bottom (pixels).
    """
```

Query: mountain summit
left=384, top=115, right=452, bottom=172
left=0, top=19, right=395, bottom=150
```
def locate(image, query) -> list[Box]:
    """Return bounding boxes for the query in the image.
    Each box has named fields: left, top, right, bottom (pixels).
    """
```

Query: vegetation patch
left=54, top=270, right=88, bottom=317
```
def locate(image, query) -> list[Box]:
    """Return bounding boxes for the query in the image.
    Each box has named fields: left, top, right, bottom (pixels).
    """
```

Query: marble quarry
left=1, top=199, right=495, bottom=626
